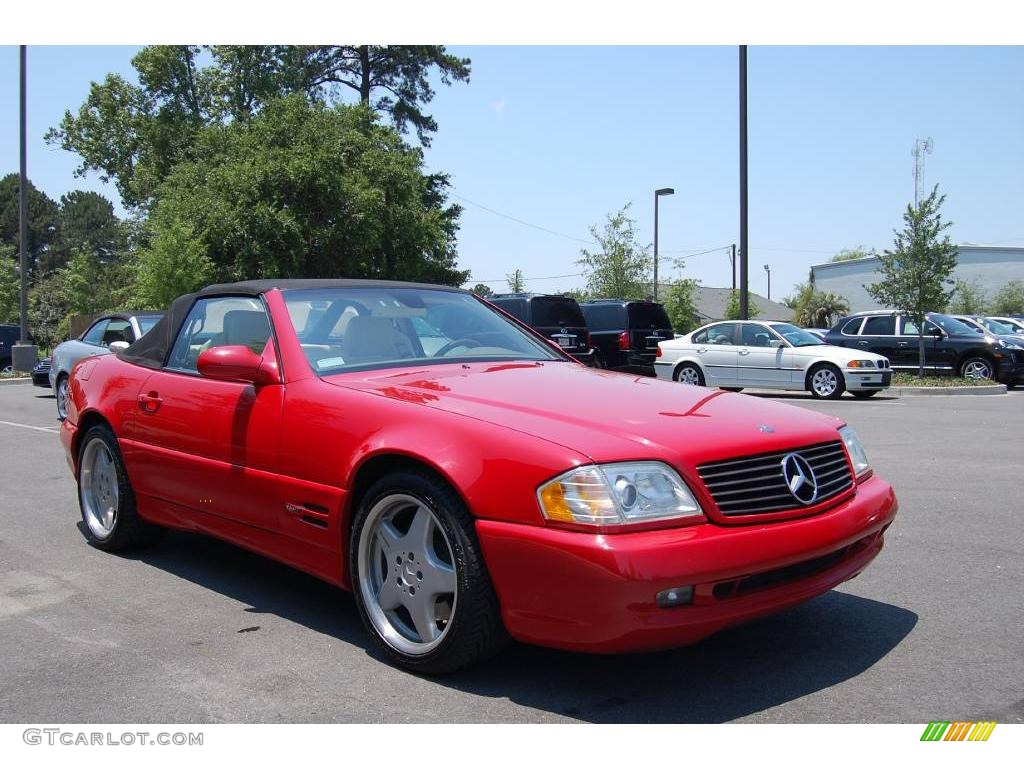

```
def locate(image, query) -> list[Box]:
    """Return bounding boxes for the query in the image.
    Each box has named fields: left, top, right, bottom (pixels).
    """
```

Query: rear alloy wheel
left=959, top=356, right=995, bottom=380
left=77, top=424, right=165, bottom=551
left=351, top=469, right=508, bottom=674
left=720, top=387, right=744, bottom=393
left=56, top=375, right=69, bottom=421
left=674, top=362, right=705, bottom=386
left=808, top=363, right=845, bottom=399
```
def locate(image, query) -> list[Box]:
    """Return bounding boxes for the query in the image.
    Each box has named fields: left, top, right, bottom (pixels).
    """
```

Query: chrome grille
left=697, top=441, right=853, bottom=516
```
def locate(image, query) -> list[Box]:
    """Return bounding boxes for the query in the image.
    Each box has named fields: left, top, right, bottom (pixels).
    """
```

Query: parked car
left=487, top=293, right=597, bottom=366
left=950, top=315, right=1024, bottom=348
left=987, top=316, right=1024, bottom=336
left=61, top=279, right=896, bottom=673
left=656, top=320, right=891, bottom=399
left=580, top=299, right=674, bottom=373
left=803, top=328, right=829, bottom=342
left=825, top=310, right=1024, bottom=386
left=51, top=311, right=163, bottom=419
left=32, top=357, right=52, bottom=387
left=1, top=323, right=23, bottom=373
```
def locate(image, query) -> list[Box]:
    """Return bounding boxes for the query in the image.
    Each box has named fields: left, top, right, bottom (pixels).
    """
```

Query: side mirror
left=768, top=339, right=785, bottom=348
left=108, top=340, right=130, bottom=352
left=197, top=345, right=279, bottom=385
left=930, top=327, right=944, bottom=338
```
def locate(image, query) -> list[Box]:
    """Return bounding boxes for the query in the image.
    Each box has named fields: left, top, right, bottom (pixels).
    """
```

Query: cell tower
left=912, top=137, right=934, bottom=205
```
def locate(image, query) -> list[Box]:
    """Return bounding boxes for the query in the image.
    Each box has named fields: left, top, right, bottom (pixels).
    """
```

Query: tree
left=0, top=174, right=59, bottom=273
left=990, top=279, right=1024, bottom=316
left=505, top=269, right=525, bottom=293
left=469, top=283, right=494, bottom=298
left=136, top=97, right=467, bottom=295
left=724, top=289, right=761, bottom=320
left=948, top=277, right=989, bottom=315
left=54, top=191, right=127, bottom=265
left=866, top=185, right=958, bottom=375
left=27, top=273, right=72, bottom=351
left=577, top=205, right=650, bottom=299
left=831, top=246, right=876, bottom=263
left=0, top=245, right=18, bottom=323
left=48, top=45, right=471, bottom=208
left=784, top=282, right=850, bottom=328
left=663, top=279, right=700, bottom=333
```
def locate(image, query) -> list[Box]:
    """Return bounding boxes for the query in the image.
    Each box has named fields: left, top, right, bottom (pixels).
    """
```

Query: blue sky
left=1, top=45, right=1022, bottom=300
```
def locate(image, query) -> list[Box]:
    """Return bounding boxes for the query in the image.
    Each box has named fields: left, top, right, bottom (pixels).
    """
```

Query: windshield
left=982, top=318, right=1014, bottom=334
left=769, top=323, right=824, bottom=347
left=282, top=287, right=564, bottom=374
left=929, top=313, right=978, bottom=335
left=531, top=297, right=586, bottom=327
left=137, top=316, right=162, bottom=335
left=628, top=302, right=672, bottom=329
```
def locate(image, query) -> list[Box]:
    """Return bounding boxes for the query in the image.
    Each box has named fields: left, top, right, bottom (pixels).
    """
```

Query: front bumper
left=477, top=474, right=897, bottom=653
left=844, top=368, right=892, bottom=391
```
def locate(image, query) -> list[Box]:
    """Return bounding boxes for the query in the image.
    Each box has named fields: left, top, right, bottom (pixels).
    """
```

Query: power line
left=451, top=193, right=598, bottom=246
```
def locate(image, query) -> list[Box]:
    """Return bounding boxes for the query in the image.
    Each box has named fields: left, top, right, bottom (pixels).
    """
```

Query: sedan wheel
left=351, top=469, right=508, bottom=673
left=959, top=357, right=994, bottom=380
left=56, top=376, right=69, bottom=421
left=808, top=364, right=845, bottom=400
left=674, top=362, right=705, bottom=386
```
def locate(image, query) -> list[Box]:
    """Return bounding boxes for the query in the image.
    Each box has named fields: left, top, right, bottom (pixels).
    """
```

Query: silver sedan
left=50, top=312, right=163, bottom=419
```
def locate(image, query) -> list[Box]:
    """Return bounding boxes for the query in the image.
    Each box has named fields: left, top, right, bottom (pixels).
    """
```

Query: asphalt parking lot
left=1, top=380, right=1022, bottom=724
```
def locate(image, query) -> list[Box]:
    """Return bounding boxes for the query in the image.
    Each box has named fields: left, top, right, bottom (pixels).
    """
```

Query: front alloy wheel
left=350, top=469, right=508, bottom=673
left=960, top=357, right=994, bottom=380
left=56, top=376, right=69, bottom=420
left=809, top=364, right=845, bottom=399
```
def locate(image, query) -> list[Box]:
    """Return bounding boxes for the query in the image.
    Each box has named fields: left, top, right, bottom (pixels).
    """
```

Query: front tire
left=673, top=362, right=705, bottom=386
left=350, top=468, right=508, bottom=674
left=56, top=374, right=69, bottom=421
left=959, top=356, right=995, bottom=380
left=77, top=424, right=165, bottom=551
left=808, top=363, right=845, bottom=399
left=850, top=389, right=879, bottom=399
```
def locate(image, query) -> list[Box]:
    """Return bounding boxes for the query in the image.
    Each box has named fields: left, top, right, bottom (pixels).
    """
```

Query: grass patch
left=892, top=372, right=996, bottom=387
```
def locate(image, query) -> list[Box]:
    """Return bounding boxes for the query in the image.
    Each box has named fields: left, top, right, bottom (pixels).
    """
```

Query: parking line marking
left=0, top=419, right=59, bottom=434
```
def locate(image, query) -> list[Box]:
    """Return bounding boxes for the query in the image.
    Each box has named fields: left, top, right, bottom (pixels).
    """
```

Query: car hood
left=323, top=362, right=847, bottom=468
left=800, top=344, right=888, bottom=363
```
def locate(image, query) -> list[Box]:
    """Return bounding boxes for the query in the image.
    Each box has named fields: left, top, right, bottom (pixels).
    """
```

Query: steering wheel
left=433, top=338, right=482, bottom=357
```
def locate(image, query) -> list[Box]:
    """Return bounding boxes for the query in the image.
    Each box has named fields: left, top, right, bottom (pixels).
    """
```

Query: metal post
left=764, top=263, right=771, bottom=301
left=730, top=243, right=736, bottom=291
left=738, top=45, right=749, bottom=321
left=13, top=45, right=39, bottom=373
left=653, top=191, right=659, bottom=300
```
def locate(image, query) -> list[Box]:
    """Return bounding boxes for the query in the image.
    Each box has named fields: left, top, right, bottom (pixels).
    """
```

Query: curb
left=891, top=384, right=1007, bottom=396
left=0, top=377, right=32, bottom=385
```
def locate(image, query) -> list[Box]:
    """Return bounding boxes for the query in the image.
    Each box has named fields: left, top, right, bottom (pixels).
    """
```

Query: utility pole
left=738, top=45, right=749, bottom=320
left=729, top=244, right=736, bottom=291
left=653, top=187, right=674, bottom=301
left=912, top=137, right=933, bottom=206
left=13, top=45, right=38, bottom=373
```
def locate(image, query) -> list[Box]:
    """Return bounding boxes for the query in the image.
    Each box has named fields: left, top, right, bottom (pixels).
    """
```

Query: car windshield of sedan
left=768, top=323, right=824, bottom=347
left=283, top=287, right=565, bottom=374
left=928, top=314, right=977, bottom=335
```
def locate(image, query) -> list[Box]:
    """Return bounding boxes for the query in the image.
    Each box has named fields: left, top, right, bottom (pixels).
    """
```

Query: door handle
left=738, top=348, right=750, bottom=355
left=897, top=342, right=909, bottom=347
left=857, top=341, right=869, bottom=346
left=137, top=391, right=162, bottom=414
left=696, top=347, right=707, bottom=353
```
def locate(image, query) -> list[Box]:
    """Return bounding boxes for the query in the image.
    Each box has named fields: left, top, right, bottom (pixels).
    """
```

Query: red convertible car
left=61, top=280, right=898, bottom=673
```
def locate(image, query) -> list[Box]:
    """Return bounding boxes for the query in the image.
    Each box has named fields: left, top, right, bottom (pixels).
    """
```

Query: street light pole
left=653, top=187, right=674, bottom=301
left=13, top=45, right=39, bottom=373
left=738, top=45, right=749, bottom=320
left=764, top=263, right=771, bottom=301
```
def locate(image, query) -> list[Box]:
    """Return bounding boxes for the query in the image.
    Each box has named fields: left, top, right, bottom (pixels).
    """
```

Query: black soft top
left=120, top=278, right=470, bottom=370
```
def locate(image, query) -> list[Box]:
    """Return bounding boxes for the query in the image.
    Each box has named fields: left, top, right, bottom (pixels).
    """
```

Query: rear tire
left=808, top=363, right=845, bottom=399
left=850, top=389, right=879, bottom=399
left=673, top=362, right=705, bottom=386
left=720, top=387, right=744, bottom=392
left=349, top=468, right=509, bottom=674
left=77, top=424, right=165, bottom=551
left=56, top=374, right=69, bottom=421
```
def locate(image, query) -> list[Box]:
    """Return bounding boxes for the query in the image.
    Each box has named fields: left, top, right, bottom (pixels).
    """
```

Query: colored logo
left=920, top=721, right=997, bottom=742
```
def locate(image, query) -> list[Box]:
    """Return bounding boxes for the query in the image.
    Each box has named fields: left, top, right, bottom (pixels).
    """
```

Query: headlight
left=839, top=425, right=871, bottom=478
left=847, top=359, right=876, bottom=369
left=537, top=461, right=703, bottom=526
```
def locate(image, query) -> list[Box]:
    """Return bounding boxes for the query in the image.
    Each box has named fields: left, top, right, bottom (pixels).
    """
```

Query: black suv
left=1, top=323, right=22, bottom=372
left=580, top=299, right=674, bottom=374
left=488, top=293, right=597, bottom=366
left=825, top=310, right=1024, bottom=386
